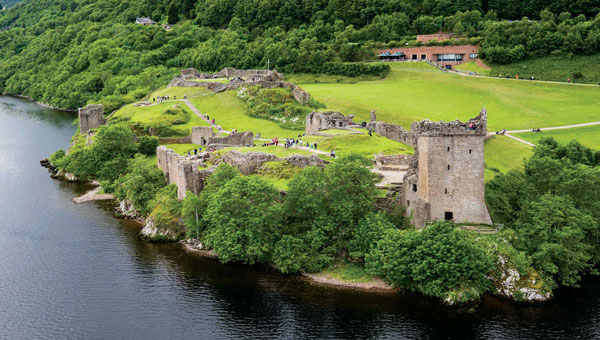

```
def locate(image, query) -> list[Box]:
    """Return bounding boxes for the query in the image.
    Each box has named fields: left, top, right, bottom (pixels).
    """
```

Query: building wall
left=377, top=45, right=479, bottom=67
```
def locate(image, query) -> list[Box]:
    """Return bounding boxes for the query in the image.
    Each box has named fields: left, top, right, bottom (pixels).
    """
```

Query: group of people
left=283, top=138, right=318, bottom=150
left=186, top=146, right=218, bottom=156
left=152, top=94, right=187, bottom=103
left=498, top=73, right=535, bottom=81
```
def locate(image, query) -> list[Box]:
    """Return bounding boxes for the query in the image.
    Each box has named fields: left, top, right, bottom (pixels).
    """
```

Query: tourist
left=567, top=78, right=571, bottom=83
left=183, top=94, right=187, bottom=99
left=152, top=97, right=155, bottom=102
left=314, top=143, right=317, bottom=150
left=295, top=139, right=299, bottom=145
left=505, top=73, right=510, bottom=79
left=174, top=95, right=176, bottom=100
left=299, top=139, right=303, bottom=146
left=515, top=74, right=519, bottom=80
left=330, top=150, right=336, bottom=158
left=530, top=76, right=534, bottom=81
left=194, top=149, right=197, bottom=155
left=212, top=119, right=215, bottom=125
left=368, top=128, right=372, bottom=137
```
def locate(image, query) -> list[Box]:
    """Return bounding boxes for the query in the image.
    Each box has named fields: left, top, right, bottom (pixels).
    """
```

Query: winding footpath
left=489, top=121, right=600, bottom=147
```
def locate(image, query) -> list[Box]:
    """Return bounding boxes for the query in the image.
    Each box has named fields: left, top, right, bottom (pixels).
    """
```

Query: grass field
left=455, top=61, right=490, bottom=75
left=489, top=55, right=600, bottom=84
left=148, top=86, right=210, bottom=100
left=189, top=91, right=303, bottom=139
left=300, top=61, right=600, bottom=131
left=112, top=101, right=211, bottom=135
left=484, top=136, right=533, bottom=181
left=514, top=125, right=600, bottom=150
left=303, top=133, right=414, bottom=158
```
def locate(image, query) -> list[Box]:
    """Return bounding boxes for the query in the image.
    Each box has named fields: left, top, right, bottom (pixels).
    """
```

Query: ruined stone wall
left=306, top=111, right=354, bottom=135
left=191, top=127, right=215, bottom=145
left=78, top=104, right=106, bottom=133
left=219, top=150, right=278, bottom=175
left=219, top=68, right=284, bottom=81
left=156, top=146, right=214, bottom=199
left=285, top=154, right=328, bottom=168
left=374, top=154, right=413, bottom=168
left=167, top=78, right=223, bottom=90
left=368, top=121, right=416, bottom=147
left=208, top=131, right=253, bottom=147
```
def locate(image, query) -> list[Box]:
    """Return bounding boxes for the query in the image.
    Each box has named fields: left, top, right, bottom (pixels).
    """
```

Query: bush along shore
left=44, top=108, right=600, bottom=305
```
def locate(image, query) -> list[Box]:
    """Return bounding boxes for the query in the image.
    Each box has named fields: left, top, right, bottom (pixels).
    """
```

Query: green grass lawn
left=484, top=135, right=533, bottom=181
left=455, top=60, right=490, bottom=75
left=317, top=262, right=378, bottom=283
left=489, top=54, right=600, bottom=84
left=303, top=133, right=414, bottom=158
left=514, top=125, right=600, bottom=150
left=148, top=86, right=210, bottom=100
left=300, top=61, right=600, bottom=132
left=189, top=91, right=303, bottom=139
left=112, top=101, right=211, bottom=136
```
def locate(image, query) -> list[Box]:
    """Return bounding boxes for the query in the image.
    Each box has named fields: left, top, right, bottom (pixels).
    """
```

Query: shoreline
left=180, top=238, right=398, bottom=293
left=1, top=93, right=76, bottom=112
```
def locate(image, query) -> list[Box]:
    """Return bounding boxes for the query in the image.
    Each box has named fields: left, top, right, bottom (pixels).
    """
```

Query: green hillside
left=301, top=62, right=600, bottom=131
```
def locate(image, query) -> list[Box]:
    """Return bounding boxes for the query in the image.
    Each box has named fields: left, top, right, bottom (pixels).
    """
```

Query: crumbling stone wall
left=368, top=121, right=416, bottom=147
left=402, top=109, right=492, bottom=228
left=305, top=111, right=354, bottom=135
left=209, top=131, right=254, bottom=147
left=78, top=104, right=106, bottom=133
left=167, top=78, right=223, bottom=90
left=219, top=150, right=278, bottom=175
left=285, top=154, right=328, bottom=168
left=374, top=154, right=413, bottom=168
left=156, top=146, right=215, bottom=199
left=191, top=127, right=215, bottom=145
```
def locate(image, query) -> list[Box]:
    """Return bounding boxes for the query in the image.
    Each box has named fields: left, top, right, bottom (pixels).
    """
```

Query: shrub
left=138, top=135, right=159, bottom=155
left=366, top=221, right=494, bottom=300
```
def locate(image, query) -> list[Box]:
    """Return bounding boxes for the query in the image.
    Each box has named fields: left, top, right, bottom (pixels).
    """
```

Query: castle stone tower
left=403, top=109, right=492, bottom=228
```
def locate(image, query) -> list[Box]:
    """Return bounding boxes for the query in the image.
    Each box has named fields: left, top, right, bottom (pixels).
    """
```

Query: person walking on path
left=330, top=150, right=336, bottom=158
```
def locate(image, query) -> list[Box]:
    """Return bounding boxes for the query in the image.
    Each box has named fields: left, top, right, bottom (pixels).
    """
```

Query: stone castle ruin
left=305, top=111, right=355, bottom=135
left=78, top=104, right=106, bottom=133
left=156, top=146, right=327, bottom=199
left=395, top=109, right=492, bottom=228
left=168, top=68, right=311, bottom=105
left=191, top=127, right=253, bottom=148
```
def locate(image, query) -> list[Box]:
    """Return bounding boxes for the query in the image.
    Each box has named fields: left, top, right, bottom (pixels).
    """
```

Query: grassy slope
left=484, top=136, right=533, bottom=181
left=514, top=125, right=600, bottom=150
left=112, top=101, right=210, bottom=135
left=189, top=91, right=303, bottom=139
left=300, top=61, right=600, bottom=131
left=489, top=55, right=600, bottom=84
left=149, top=87, right=210, bottom=100
left=455, top=60, right=491, bottom=75
left=304, top=133, right=414, bottom=158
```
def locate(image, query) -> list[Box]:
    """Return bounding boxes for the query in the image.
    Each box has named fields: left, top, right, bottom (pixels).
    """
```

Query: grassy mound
left=303, top=133, right=414, bottom=158
left=190, top=91, right=304, bottom=139
left=455, top=61, right=491, bottom=75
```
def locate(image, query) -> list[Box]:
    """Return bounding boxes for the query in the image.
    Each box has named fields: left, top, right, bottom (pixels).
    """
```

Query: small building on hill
left=135, top=17, right=156, bottom=25
left=377, top=44, right=479, bottom=69
left=305, top=111, right=354, bottom=135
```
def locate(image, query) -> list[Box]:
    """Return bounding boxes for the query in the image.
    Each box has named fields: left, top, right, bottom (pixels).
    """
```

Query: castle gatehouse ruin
left=168, top=68, right=312, bottom=105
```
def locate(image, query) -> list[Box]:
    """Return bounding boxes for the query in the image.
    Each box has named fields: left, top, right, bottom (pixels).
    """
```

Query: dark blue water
left=0, top=95, right=599, bottom=339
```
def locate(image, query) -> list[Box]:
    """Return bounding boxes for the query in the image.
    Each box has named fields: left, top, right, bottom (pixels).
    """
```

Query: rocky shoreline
left=1, top=93, right=76, bottom=112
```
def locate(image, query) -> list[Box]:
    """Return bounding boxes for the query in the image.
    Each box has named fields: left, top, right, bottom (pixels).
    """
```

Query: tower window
left=469, top=149, right=472, bottom=154
left=407, top=200, right=410, bottom=207
left=447, top=164, right=450, bottom=170
left=447, top=147, right=450, bottom=152
left=412, top=184, right=417, bottom=192
left=445, top=188, right=448, bottom=194
left=445, top=212, right=453, bottom=220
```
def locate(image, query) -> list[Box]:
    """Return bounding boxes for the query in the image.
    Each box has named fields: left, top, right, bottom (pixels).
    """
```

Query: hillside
left=1, top=0, right=600, bottom=111
left=300, top=62, right=600, bottom=132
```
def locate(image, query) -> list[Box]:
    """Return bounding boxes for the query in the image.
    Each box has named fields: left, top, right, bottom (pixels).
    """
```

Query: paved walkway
left=182, top=99, right=227, bottom=136
left=489, top=121, right=600, bottom=147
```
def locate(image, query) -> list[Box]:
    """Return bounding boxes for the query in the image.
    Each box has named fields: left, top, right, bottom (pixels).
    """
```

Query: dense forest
left=0, top=0, right=599, bottom=109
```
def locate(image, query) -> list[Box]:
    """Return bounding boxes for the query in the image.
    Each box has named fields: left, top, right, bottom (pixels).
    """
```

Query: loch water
left=0, top=95, right=599, bottom=339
